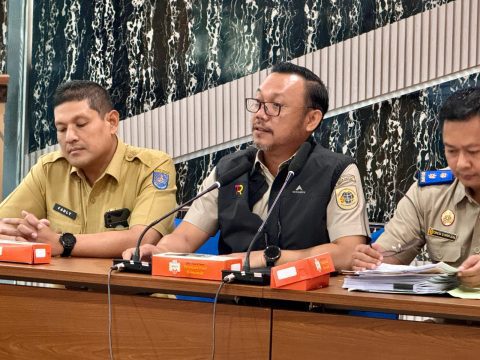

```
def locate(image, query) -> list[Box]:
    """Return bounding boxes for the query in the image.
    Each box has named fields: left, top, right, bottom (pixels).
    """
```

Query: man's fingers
left=0, top=225, right=21, bottom=237
left=39, top=219, right=51, bottom=226
left=122, top=248, right=134, bottom=260
left=16, top=224, right=37, bottom=239
left=350, top=244, right=383, bottom=271
left=352, top=258, right=377, bottom=270
left=2, top=218, right=23, bottom=226
left=459, top=274, right=480, bottom=288
left=139, top=247, right=153, bottom=262
left=15, top=236, right=29, bottom=242
left=23, top=213, right=41, bottom=228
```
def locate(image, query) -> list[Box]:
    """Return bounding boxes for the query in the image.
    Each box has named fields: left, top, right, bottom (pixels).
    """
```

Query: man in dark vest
left=123, top=62, right=370, bottom=270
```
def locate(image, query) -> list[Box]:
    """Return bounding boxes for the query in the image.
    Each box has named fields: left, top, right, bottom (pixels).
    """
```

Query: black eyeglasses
left=245, top=98, right=317, bottom=117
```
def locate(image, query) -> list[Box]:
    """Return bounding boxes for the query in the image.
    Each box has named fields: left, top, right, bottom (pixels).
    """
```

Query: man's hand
left=16, top=211, right=63, bottom=256
left=458, top=255, right=480, bottom=288
left=122, top=244, right=165, bottom=262
left=0, top=218, right=25, bottom=239
left=228, top=250, right=265, bottom=268
left=351, top=243, right=384, bottom=271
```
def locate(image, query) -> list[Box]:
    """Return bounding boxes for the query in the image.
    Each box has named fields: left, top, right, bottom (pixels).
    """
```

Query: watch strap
left=59, top=233, right=76, bottom=257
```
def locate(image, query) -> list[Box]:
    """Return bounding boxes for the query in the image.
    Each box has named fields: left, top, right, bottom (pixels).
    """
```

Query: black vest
left=216, top=143, right=355, bottom=254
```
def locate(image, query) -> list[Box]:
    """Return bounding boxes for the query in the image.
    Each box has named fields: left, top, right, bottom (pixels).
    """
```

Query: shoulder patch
left=335, top=186, right=358, bottom=210
left=335, top=174, right=356, bottom=188
left=152, top=171, right=169, bottom=190
left=40, top=150, right=66, bottom=165
left=418, top=170, right=454, bottom=187
left=126, top=146, right=171, bottom=169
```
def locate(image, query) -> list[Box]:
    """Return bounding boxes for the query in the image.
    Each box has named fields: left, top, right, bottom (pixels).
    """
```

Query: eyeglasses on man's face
left=245, top=98, right=317, bottom=117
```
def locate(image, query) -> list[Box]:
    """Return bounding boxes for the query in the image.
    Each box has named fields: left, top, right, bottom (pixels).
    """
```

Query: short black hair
left=439, top=87, right=480, bottom=129
left=53, top=80, right=113, bottom=116
left=271, top=62, right=329, bottom=115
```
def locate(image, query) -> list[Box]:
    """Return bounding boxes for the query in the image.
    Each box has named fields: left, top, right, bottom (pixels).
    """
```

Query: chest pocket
left=426, top=235, right=461, bottom=264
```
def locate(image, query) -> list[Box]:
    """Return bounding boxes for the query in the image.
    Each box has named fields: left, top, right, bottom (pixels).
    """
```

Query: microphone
left=222, top=142, right=312, bottom=285
left=113, top=146, right=257, bottom=273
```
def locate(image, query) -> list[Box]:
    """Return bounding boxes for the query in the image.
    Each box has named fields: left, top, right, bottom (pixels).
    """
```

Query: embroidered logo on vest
left=292, top=185, right=306, bottom=194
left=234, top=184, right=244, bottom=196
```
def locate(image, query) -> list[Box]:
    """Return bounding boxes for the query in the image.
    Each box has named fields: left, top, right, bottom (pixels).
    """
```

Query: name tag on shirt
left=53, top=203, right=77, bottom=220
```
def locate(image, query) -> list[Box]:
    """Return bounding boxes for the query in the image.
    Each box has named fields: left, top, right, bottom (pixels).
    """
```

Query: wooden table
left=266, top=277, right=480, bottom=360
left=0, top=258, right=270, bottom=360
left=0, top=258, right=479, bottom=359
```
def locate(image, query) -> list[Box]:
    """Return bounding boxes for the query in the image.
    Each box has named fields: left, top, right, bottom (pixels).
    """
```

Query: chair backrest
left=369, top=222, right=385, bottom=243
left=173, top=218, right=219, bottom=255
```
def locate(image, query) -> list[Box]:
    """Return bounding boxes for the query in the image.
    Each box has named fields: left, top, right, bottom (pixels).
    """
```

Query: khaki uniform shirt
left=377, top=178, right=480, bottom=267
left=184, top=153, right=370, bottom=242
left=0, top=139, right=177, bottom=236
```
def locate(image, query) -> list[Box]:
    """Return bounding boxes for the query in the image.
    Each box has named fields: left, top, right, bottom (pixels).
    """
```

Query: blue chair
left=371, top=227, right=385, bottom=242
left=173, top=218, right=219, bottom=303
left=173, top=217, right=219, bottom=255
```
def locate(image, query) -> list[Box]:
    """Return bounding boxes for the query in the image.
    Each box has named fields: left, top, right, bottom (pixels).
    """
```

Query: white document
left=358, top=262, right=458, bottom=275
left=343, top=262, right=459, bottom=294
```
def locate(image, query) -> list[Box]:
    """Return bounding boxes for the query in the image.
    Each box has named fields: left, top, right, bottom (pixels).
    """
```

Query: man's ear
left=305, top=109, right=323, bottom=132
left=105, top=110, right=120, bottom=134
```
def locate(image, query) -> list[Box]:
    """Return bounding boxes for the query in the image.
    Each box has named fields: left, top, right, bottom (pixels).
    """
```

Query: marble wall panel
left=28, top=0, right=454, bottom=152
left=0, top=0, right=6, bottom=74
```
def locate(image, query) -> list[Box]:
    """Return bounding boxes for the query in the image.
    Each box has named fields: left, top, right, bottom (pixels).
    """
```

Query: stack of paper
left=342, top=262, right=459, bottom=294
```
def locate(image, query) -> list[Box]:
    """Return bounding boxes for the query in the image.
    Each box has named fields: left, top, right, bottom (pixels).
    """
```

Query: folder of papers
left=342, top=262, right=460, bottom=294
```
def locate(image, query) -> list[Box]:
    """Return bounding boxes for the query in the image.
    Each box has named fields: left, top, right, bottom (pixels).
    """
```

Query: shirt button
left=474, top=247, right=480, bottom=255
left=90, top=198, right=96, bottom=204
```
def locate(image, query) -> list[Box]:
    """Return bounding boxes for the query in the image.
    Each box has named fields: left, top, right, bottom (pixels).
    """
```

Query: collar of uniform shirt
left=253, top=149, right=296, bottom=179
left=453, top=178, right=479, bottom=205
left=67, top=136, right=125, bottom=183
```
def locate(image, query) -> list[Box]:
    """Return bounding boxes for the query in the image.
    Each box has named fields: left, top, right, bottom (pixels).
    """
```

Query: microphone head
left=288, top=142, right=312, bottom=174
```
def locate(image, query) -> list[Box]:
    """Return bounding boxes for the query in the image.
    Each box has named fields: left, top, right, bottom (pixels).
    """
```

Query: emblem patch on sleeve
left=335, top=186, right=358, bottom=210
left=152, top=171, right=169, bottom=190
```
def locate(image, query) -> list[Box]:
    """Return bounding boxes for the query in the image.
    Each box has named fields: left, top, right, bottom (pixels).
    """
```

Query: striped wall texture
left=25, top=0, right=480, bottom=173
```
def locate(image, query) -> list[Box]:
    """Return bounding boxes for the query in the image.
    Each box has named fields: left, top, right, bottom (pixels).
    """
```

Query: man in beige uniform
left=0, top=80, right=176, bottom=257
left=124, top=62, right=369, bottom=270
left=352, top=87, right=480, bottom=287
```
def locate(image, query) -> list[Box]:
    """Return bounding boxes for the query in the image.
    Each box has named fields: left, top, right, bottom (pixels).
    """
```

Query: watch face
left=61, top=233, right=76, bottom=248
left=264, top=245, right=281, bottom=261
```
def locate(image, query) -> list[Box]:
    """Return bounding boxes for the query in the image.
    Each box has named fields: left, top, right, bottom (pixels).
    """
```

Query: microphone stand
left=221, top=171, right=295, bottom=285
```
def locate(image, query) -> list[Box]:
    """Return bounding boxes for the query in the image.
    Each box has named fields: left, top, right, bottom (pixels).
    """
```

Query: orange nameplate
left=0, top=240, right=51, bottom=264
left=152, top=253, right=242, bottom=280
left=270, top=252, right=335, bottom=290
